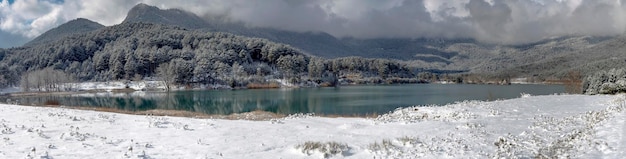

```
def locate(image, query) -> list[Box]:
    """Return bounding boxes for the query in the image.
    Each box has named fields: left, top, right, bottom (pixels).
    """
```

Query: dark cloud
left=2, top=0, right=626, bottom=47
left=467, top=0, right=512, bottom=40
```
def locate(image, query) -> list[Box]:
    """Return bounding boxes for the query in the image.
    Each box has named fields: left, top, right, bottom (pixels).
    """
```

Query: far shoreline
left=1, top=81, right=566, bottom=97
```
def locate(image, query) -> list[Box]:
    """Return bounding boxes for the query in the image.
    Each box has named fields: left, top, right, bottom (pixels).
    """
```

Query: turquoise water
left=6, top=84, right=565, bottom=115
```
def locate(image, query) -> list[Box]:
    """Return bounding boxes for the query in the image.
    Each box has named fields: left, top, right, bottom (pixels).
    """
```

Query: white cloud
left=423, top=0, right=471, bottom=21
left=66, top=0, right=140, bottom=26
left=28, top=6, right=61, bottom=37
left=0, top=0, right=64, bottom=37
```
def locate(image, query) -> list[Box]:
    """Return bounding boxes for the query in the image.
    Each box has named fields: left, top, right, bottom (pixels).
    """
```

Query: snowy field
left=0, top=94, right=625, bottom=158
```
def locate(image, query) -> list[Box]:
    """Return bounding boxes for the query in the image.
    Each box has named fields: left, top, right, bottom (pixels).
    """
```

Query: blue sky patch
left=45, top=0, right=64, bottom=4
left=5, top=0, right=65, bottom=5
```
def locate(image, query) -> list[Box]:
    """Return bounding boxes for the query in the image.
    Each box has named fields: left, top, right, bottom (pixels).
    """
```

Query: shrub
left=246, top=82, right=280, bottom=89
left=295, top=141, right=349, bottom=158
left=583, top=68, right=626, bottom=94
left=43, top=100, right=60, bottom=106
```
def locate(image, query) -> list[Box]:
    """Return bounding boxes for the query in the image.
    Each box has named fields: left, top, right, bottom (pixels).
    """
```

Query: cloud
left=1, top=0, right=59, bottom=37
left=66, top=0, right=140, bottom=25
left=2, top=0, right=626, bottom=48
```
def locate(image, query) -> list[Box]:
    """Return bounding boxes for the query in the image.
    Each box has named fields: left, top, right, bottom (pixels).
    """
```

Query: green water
left=5, top=84, right=565, bottom=115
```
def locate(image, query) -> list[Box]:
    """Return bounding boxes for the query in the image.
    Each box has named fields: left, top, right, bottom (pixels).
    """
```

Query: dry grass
left=110, top=88, right=136, bottom=93
left=222, top=110, right=286, bottom=120
left=128, top=109, right=376, bottom=120
left=7, top=91, right=80, bottom=97
left=54, top=107, right=286, bottom=121
left=15, top=99, right=378, bottom=120
left=319, top=82, right=335, bottom=87
left=320, top=112, right=380, bottom=118
left=246, top=82, right=281, bottom=89
left=564, top=71, right=583, bottom=94
left=134, top=109, right=212, bottom=118
left=135, top=109, right=285, bottom=120
left=43, top=100, right=60, bottom=106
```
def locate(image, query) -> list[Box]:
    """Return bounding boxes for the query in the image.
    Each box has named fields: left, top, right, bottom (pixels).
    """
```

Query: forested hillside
left=121, top=3, right=463, bottom=61
left=4, top=3, right=626, bottom=90
left=0, top=22, right=414, bottom=89
left=433, top=36, right=620, bottom=80
left=117, top=4, right=626, bottom=82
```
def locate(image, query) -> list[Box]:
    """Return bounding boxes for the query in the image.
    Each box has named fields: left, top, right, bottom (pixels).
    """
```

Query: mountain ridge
left=24, top=18, right=104, bottom=47
left=20, top=3, right=626, bottom=82
left=119, top=4, right=463, bottom=61
left=123, top=3, right=209, bottom=29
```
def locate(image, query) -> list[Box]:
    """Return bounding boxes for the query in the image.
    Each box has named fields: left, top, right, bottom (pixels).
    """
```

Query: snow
left=0, top=87, right=20, bottom=95
left=274, top=79, right=295, bottom=87
left=72, top=81, right=166, bottom=91
left=511, top=78, right=530, bottom=84
left=0, top=94, right=625, bottom=158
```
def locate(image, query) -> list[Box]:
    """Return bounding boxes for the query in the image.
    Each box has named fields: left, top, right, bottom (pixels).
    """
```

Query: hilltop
left=23, top=18, right=104, bottom=47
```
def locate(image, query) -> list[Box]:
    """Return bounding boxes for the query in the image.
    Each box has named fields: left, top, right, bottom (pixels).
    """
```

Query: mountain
left=122, top=3, right=361, bottom=58
left=120, top=4, right=464, bottom=61
left=1, top=22, right=414, bottom=88
left=123, top=3, right=208, bottom=29
left=22, top=4, right=469, bottom=63
left=24, top=18, right=104, bottom=47
left=119, top=4, right=619, bottom=77
left=18, top=3, right=626, bottom=84
left=501, top=36, right=626, bottom=78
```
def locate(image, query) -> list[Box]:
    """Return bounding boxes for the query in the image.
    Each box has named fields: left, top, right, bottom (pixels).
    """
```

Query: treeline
left=0, top=22, right=417, bottom=90
left=582, top=68, right=626, bottom=95
left=20, top=68, right=75, bottom=91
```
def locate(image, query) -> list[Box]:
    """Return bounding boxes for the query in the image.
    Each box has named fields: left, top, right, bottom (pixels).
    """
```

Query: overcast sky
left=2, top=0, right=626, bottom=48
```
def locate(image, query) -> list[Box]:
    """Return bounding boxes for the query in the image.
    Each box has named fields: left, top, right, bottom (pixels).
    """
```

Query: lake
left=4, top=84, right=565, bottom=115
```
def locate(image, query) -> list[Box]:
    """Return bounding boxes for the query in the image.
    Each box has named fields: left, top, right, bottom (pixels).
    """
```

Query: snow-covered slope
left=0, top=94, right=624, bottom=158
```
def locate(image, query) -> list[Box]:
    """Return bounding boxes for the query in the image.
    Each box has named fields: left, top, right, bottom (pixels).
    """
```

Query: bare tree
left=564, top=70, right=583, bottom=94
left=20, top=68, right=75, bottom=92
left=156, top=62, right=175, bottom=91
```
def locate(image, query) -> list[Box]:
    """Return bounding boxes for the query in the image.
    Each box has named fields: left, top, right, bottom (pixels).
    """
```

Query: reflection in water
left=2, top=84, right=565, bottom=115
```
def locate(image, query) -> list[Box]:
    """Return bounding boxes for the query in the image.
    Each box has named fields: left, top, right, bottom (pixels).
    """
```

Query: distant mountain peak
left=134, top=3, right=152, bottom=8
left=127, top=3, right=160, bottom=15
left=115, top=3, right=476, bottom=61
left=24, top=18, right=104, bottom=47
left=123, top=3, right=208, bottom=29
left=64, top=18, right=103, bottom=28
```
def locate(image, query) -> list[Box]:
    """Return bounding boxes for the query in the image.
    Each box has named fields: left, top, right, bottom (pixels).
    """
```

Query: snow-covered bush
left=491, top=135, right=528, bottom=158
left=368, top=135, right=473, bottom=158
left=368, top=139, right=394, bottom=151
left=295, top=141, right=349, bottom=158
left=375, top=104, right=477, bottom=124
left=285, top=113, right=315, bottom=119
left=491, top=98, right=625, bottom=158
left=583, top=68, right=626, bottom=94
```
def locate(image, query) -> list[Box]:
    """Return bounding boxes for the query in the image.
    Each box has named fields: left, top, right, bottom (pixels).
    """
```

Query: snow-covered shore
left=0, top=94, right=625, bottom=158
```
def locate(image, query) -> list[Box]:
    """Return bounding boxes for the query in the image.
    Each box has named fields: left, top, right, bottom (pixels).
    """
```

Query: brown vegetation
left=321, top=112, right=380, bottom=118
left=246, top=82, right=280, bottom=89
left=111, top=88, right=136, bottom=93
left=319, top=82, right=335, bottom=87
left=564, top=70, right=583, bottom=94
left=43, top=100, right=60, bottom=106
